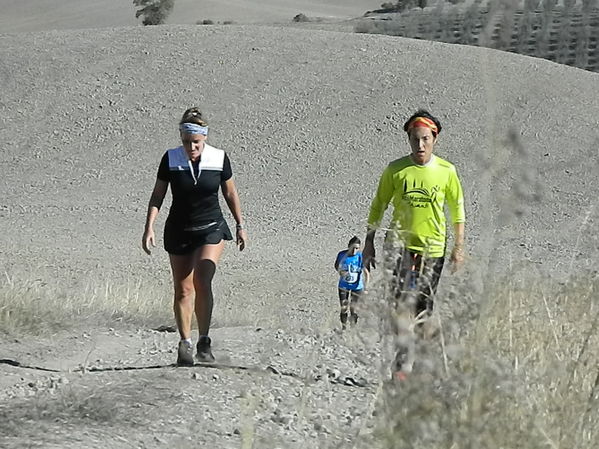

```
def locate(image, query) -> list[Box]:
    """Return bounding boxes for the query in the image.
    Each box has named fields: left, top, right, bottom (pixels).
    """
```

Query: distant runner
left=363, top=109, right=466, bottom=376
left=335, top=236, right=369, bottom=330
left=142, top=107, right=248, bottom=366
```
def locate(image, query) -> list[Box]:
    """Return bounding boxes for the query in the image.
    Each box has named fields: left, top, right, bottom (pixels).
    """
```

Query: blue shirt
left=335, top=250, right=364, bottom=291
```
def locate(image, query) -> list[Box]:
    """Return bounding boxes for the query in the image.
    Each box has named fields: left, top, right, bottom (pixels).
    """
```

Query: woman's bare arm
left=221, top=178, right=247, bottom=250
left=142, top=179, right=168, bottom=255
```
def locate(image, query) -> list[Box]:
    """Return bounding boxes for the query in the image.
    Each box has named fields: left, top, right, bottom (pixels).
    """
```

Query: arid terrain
left=1, top=1, right=598, bottom=448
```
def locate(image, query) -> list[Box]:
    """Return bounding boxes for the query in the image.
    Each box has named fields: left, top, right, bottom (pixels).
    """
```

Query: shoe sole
left=177, top=360, right=194, bottom=367
left=196, top=354, right=215, bottom=363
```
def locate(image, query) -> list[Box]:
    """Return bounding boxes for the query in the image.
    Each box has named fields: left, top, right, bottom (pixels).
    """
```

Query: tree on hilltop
left=379, top=0, right=428, bottom=12
left=133, top=0, right=175, bottom=25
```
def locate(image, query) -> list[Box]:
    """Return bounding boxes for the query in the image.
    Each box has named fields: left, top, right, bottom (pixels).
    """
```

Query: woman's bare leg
left=193, top=241, right=225, bottom=336
left=169, top=253, right=195, bottom=340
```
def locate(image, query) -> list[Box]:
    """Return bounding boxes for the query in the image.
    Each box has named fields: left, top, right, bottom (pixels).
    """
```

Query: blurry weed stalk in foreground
left=365, top=265, right=599, bottom=448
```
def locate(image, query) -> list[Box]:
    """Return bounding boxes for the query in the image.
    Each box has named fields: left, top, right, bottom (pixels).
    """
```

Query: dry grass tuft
left=0, top=273, right=172, bottom=335
left=367, top=272, right=599, bottom=448
left=0, top=272, right=271, bottom=335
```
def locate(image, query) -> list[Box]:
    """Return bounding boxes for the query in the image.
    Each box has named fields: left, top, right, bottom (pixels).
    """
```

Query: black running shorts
left=338, top=288, right=363, bottom=306
left=164, top=218, right=233, bottom=255
left=393, top=249, right=445, bottom=316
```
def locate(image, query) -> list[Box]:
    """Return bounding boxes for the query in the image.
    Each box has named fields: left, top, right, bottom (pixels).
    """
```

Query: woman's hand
left=236, top=228, right=248, bottom=251
left=142, top=228, right=156, bottom=255
left=142, top=179, right=167, bottom=256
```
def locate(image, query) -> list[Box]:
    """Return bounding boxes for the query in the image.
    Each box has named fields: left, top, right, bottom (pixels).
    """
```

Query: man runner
left=362, top=109, right=466, bottom=378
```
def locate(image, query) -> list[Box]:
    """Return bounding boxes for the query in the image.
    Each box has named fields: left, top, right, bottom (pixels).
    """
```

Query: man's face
left=408, top=126, right=436, bottom=165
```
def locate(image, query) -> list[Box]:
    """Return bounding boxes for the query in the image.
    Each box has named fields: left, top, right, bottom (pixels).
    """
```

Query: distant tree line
left=133, top=0, right=174, bottom=25
left=379, top=1, right=427, bottom=12
left=358, top=0, right=599, bottom=72
left=376, top=0, right=466, bottom=13
left=376, top=0, right=597, bottom=13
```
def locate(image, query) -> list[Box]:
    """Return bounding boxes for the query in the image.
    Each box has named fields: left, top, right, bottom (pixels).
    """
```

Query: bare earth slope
left=1, top=25, right=598, bottom=302
left=1, top=23, right=599, bottom=448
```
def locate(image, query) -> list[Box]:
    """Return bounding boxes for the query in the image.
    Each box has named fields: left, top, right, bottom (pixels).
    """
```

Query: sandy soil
left=1, top=1, right=599, bottom=447
left=1, top=323, right=384, bottom=448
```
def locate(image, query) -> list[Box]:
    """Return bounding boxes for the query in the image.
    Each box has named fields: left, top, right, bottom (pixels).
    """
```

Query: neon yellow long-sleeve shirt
left=367, top=155, right=465, bottom=257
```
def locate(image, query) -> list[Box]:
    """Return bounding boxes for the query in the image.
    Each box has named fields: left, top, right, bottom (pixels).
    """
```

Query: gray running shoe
left=196, top=336, right=215, bottom=363
left=177, top=340, right=194, bottom=366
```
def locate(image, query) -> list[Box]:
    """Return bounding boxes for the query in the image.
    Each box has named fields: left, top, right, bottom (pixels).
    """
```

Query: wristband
left=236, top=223, right=244, bottom=230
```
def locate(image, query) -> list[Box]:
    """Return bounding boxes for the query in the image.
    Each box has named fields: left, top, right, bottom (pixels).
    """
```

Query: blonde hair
left=180, top=107, right=208, bottom=127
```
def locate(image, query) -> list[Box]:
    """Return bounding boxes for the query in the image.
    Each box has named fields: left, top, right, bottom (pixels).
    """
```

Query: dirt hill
left=1, top=7, right=599, bottom=449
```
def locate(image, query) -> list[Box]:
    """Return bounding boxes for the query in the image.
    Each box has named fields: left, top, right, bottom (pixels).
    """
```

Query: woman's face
left=408, top=126, right=437, bottom=165
left=181, top=133, right=207, bottom=161
left=347, top=243, right=361, bottom=256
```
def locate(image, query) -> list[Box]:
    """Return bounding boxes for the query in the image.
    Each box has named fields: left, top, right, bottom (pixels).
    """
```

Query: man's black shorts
left=393, top=249, right=445, bottom=316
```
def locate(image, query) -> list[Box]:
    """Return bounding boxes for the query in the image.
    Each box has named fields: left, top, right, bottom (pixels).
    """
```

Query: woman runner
left=142, top=107, right=247, bottom=366
left=335, top=236, right=369, bottom=330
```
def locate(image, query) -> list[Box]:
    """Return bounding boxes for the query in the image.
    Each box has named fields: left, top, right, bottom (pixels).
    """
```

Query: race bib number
left=344, top=269, right=359, bottom=284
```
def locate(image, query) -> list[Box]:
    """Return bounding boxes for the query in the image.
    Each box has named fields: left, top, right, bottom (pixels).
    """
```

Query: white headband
left=179, top=122, right=208, bottom=135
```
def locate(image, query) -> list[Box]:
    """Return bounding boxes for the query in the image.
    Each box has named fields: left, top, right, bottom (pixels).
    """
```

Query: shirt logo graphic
left=402, top=180, right=439, bottom=209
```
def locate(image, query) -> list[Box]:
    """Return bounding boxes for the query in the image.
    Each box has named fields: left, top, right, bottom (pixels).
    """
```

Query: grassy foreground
left=1, top=270, right=597, bottom=448
left=0, top=273, right=172, bottom=334
left=371, top=273, right=599, bottom=449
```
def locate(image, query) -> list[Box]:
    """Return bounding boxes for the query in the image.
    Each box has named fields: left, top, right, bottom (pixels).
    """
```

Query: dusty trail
left=1, top=325, right=384, bottom=448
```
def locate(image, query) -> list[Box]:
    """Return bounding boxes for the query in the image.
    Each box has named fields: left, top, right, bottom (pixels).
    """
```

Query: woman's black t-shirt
left=157, top=145, right=232, bottom=229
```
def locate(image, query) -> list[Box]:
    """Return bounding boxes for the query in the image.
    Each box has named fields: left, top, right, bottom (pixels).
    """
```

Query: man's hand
left=363, top=240, right=376, bottom=271
left=450, top=246, right=464, bottom=274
